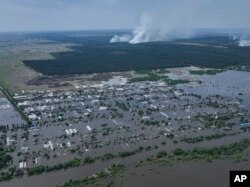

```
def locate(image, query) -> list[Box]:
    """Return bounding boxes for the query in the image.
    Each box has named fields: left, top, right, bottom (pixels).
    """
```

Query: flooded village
left=0, top=68, right=250, bottom=187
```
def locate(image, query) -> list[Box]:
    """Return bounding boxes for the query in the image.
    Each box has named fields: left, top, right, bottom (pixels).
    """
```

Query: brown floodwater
left=2, top=159, right=250, bottom=187
left=117, top=160, right=250, bottom=187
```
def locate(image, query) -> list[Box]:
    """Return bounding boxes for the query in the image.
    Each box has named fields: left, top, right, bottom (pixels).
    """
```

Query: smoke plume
left=110, top=0, right=250, bottom=45
left=110, top=34, right=131, bottom=43
left=232, top=35, right=250, bottom=47
left=239, top=40, right=250, bottom=47
left=110, top=14, right=196, bottom=44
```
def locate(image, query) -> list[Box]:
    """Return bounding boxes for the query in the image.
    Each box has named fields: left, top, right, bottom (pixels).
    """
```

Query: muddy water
left=120, top=160, right=250, bottom=187
left=0, top=98, right=25, bottom=125
left=179, top=70, right=250, bottom=109
left=2, top=134, right=250, bottom=187
left=1, top=160, right=114, bottom=187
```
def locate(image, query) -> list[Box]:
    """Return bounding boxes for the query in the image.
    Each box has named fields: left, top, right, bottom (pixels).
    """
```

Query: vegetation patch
left=0, top=147, right=12, bottom=170
left=129, top=73, right=190, bottom=85
left=135, top=139, right=250, bottom=167
left=56, top=163, right=126, bottom=187
left=115, top=102, right=129, bottom=111
left=189, top=69, right=224, bottom=75
left=181, top=132, right=239, bottom=144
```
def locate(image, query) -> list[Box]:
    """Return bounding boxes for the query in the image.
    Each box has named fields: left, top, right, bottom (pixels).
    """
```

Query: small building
left=86, top=126, right=92, bottom=131
left=19, top=162, right=27, bottom=169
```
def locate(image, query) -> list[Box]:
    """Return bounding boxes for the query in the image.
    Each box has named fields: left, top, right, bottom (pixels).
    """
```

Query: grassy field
left=0, top=33, right=74, bottom=93
left=0, top=63, right=16, bottom=93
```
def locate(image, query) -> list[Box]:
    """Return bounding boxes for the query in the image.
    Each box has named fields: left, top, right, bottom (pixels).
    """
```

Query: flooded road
left=0, top=98, right=25, bottom=126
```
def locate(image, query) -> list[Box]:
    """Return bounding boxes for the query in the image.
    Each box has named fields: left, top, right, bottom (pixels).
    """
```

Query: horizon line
left=0, top=28, right=250, bottom=34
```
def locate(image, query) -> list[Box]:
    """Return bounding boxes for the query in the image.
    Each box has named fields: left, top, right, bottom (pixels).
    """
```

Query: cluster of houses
left=1, top=78, right=247, bottom=170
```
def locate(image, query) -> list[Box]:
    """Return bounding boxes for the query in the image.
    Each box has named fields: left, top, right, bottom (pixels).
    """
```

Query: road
left=0, top=83, right=30, bottom=124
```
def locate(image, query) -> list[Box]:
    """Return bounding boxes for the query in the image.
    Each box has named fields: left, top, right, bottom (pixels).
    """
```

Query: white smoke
left=111, top=15, right=250, bottom=46
left=239, top=39, right=250, bottom=47
left=110, top=14, right=196, bottom=44
left=110, top=34, right=131, bottom=43
left=129, top=14, right=154, bottom=44
left=109, top=0, right=250, bottom=45
left=232, top=35, right=250, bottom=47
left=233, top=36, right=238, bottom=41
left=109, top=14, right=154, bottom=44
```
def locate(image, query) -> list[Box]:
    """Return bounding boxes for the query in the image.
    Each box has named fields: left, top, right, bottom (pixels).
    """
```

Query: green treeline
left=56, top=163, right=126, bottom=187
left=181, top=133, right=238, bottom=144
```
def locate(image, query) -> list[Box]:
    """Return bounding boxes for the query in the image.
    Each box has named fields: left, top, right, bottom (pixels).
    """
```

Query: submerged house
left=240, top=123, right=250, bottom=127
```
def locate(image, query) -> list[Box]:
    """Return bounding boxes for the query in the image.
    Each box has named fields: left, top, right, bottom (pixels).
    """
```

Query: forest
left=23, top=34, right=250, bottom=75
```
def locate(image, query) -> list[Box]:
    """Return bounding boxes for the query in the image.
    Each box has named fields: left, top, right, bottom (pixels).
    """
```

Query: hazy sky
left=0, top=0, right=250, bottom=31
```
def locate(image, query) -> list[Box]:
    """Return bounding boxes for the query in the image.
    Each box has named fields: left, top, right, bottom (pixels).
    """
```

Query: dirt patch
left=108, top=51, right=127, bottom=55
left=26, top=75, right=82, bottom=87
left=89, top=72, right=130, bottom=81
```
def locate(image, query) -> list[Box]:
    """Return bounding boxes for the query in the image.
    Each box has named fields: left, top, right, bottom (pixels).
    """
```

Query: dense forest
left=23, top=34, right=250, bottom=75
